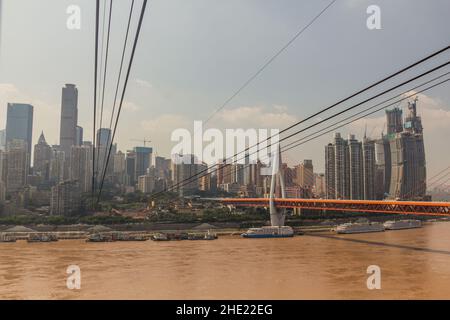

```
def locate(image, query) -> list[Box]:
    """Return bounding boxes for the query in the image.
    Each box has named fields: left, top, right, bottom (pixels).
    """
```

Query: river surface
left=1, top=221, right=450, bottom=299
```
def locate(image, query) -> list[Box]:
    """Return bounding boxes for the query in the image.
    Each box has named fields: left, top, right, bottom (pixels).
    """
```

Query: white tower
left=269, top=145, right=286, bottom=226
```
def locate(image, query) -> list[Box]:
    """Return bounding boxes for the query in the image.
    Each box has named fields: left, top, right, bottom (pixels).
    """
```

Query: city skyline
left=2, top=1, right=450, bottom=303
left=0, top=0, right=449, bottom=175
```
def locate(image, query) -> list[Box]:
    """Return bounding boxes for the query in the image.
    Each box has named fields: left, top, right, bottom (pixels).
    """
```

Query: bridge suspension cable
left=201, top=0, right=337, bottom=126
left=103, top=0, right=136, bottom=183
left=91, top=0, right=101, bottom=208
left=96, top=0, right=113, bottom=182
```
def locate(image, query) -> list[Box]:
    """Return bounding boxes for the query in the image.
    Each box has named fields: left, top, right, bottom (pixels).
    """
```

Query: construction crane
left=130, top=138, right=152, bottom=147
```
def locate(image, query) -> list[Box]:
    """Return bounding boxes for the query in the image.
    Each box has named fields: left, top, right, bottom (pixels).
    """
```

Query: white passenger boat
left=335, top=222, right=385, bottom=234
left=383, top=219, right=422, bottom=230
left=241, top=226, right=294, bottom=238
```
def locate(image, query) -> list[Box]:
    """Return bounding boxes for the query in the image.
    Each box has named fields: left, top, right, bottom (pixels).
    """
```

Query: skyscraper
left=76, top=126, right=83, bottom=146
left=389, top=98, right=426, bottom=200
left=49, top=149, right=65, bottom=184
left=70, top=144, right=92, bottom=193
left=362, top=137, right=376, bottom=200
left=171, top=154, right=207, bottom=195
left=5, top=139, right=29, bottom=193
left=325, top=143, right=335, bottom=199
left=386, top=107, right=403, bottom=136
left=5, top=103, right=33, bottom=168
left=125, top=151, right=136, bottom=187
left=50, top=180, right=81, bottom=216
left=314, top=173, right=326, bottom=198
left=325, top=133, right=376, bottom=200
left=333, top=133, right=349, bottom=199
left=375, top=134, right=391, bottom=199
left=95, top=128, right=114, bottom=180
left=155, top=156, right=171, bottom=180
left=33, top=131, right=52, bottom=180
left=59, top=84, right=78, bottom=159
left=134, top=146, right=153, bottom=178
left=348, top=134, right=363, bottom=200
left=113, top=151, right=127, bottom=185
left=0, top=129, right=5, bottom=151
left=96, top=128, right=111, bottom=148
left=295, top=160, right=314, bottom=189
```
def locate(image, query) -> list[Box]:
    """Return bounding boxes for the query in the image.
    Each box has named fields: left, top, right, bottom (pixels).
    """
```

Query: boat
left=151, top=233, right=170, bottom=241
left=203, top=230, right=218, bottom=240
left=335, top=222, right=385, bottom=234
left=188, top=230, right=218, bottom=240
left=114, top=232, right=148, bottom=241
left=0, top=234, right=16, bottom=243
left=187, top=233, right=204, bottom=240
left=384, top=219, right=422, bottom=230
left=86, top=233, right=115, bottom=242
left=27, top=234, right=53, bottom=243
left=127, top=234, right=147, bottom=241
left=166, top=233, right=189, bottom=240
left=241, top=226, right=294, bottom=238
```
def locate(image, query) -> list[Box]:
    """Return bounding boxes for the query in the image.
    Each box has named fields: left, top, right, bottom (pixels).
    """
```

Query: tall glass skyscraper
left=5, top=103, right=33, bottom=167
left=59, top=84, right=78, bottom=159
left=134, top=146, right=153, bottom=178
left=96, top=128, right=111, bottom=148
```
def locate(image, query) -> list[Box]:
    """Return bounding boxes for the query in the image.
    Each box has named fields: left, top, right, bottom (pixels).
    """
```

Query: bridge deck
left=221, top=198, right=450, bottom=216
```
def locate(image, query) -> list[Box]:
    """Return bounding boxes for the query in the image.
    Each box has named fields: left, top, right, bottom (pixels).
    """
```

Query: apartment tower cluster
left=325, top=98, right=427, bottom=201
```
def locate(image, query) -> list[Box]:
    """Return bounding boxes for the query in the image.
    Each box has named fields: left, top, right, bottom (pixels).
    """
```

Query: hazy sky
left=0, top=0, right=449, bottom=175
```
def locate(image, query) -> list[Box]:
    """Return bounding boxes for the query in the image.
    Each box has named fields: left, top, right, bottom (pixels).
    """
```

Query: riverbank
left=1, top=216, right=448, bottom=240
left=2, top=221, right=450, bottom=299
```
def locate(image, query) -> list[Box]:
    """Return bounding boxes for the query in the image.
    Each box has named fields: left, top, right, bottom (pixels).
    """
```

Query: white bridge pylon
left=269, top=144, right=286, bottom=226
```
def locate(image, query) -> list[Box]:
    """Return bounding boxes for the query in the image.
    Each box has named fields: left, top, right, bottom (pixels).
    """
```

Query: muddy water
left=1, top=222, right=450, bottom=299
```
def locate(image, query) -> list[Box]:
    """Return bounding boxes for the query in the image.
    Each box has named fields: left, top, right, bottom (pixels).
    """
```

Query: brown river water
left=1, top=221, right=450, bottom=299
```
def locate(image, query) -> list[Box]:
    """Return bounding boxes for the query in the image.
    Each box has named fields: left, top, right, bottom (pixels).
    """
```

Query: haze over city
left=0, top=0, right=449, bottom=175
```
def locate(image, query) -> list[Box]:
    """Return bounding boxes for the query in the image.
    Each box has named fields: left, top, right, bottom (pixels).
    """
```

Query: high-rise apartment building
left=5, top=139, right=29, bottom=193
left=325, top=143, right=335, bottom=199
left=112, top=151, right=125, bottom=173
left=70, top=145, right=92, bottom=193
left=362, top=137, right=376, bottom=200
left=95, top=128, right=114, bottom=180
left=134, top=146, right=153, bottom=178
left=76, top=126, right=83, bottom=146
left=49, top=149, right=65, bottom=184
left=327, top=133, right=350, bottom=199
left=325, top=133, right=377, bottom=200
left=171, top=154, right=206, bottom=194
left=295, top=160, right=314, bottom=188
left=125, top=151, right=136, bottom=187
left=50, top=180, right=81, bottom=216
left=313, top=173, right=326, bottom=198
left=375, top=135, right=391, bottom=199
left=348, top=134, right=363, bottom=200
left=138, top=173, right=155, bottom=194
left=155, top=156, right=171, bottom=180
